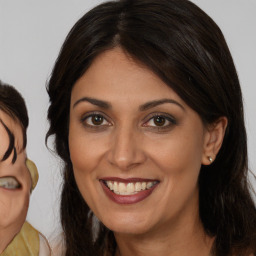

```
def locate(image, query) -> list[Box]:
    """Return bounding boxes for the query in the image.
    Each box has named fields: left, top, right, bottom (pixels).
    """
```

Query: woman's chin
left=102, top=216, right=153, bottom=236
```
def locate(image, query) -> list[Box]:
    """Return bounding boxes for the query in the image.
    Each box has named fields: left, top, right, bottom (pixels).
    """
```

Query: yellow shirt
left=1, top=221, right=39, bottom=256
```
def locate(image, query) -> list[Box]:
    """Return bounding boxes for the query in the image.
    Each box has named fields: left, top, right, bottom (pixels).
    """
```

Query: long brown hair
left=46, top=0, right=256, bottom=255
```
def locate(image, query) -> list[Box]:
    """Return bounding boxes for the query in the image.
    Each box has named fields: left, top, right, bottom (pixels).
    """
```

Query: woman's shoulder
left=39, top=232, right=52, bottom=256
left=50, top=232, right=66, bottom=256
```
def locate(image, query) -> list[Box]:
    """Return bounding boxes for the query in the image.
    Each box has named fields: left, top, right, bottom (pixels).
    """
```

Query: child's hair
left=0, top=80, right=29, bottom=159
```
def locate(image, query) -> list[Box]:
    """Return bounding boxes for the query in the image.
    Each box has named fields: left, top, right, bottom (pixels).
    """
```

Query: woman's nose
left=107, top=126, right=147, bottom=171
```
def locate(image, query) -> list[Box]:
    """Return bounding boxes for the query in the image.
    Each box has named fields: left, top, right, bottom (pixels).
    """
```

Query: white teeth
left=0, top=177, right=20, bottom=189
left=146, top=182, right=153, bottom=189
left=135, top=182, right=141, bottom=192
left=113, top=181, right=119, bottom=194
left=105, top=180, right=158, bottom=195
left=127, top=183, right=134, bottom=193
left=119, top=183, right=126, bottom=195
left=141, top=182, right=146, bottom=190
left=106, top=181, right=113, bottom=190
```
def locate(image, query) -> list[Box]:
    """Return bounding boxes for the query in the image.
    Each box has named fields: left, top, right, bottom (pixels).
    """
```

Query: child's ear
left=201, top=117, right=228, bottom=165
left=26, top=159, right=39, bottom=192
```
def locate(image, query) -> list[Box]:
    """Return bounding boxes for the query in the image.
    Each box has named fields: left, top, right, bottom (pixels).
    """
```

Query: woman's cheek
left=69, top=131, right=108, bottom=174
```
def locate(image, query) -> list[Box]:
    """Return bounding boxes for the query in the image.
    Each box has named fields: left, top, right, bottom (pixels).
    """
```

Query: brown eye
left=153, top=116, right=166, bottom=126
left=143, top=113, right=177, bottom=130
left=91, top=115, right=104, bottom=125
left=82, top=113, right=110, bottom=127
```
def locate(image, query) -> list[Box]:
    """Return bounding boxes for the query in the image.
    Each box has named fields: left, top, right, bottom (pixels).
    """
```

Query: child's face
left=0, top=110, right=31, bottom=235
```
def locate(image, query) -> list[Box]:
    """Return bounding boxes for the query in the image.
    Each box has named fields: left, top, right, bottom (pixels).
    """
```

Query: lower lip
left=100, top=181, right=158, bottom=204
left=0, top=187, right=21, bottom=193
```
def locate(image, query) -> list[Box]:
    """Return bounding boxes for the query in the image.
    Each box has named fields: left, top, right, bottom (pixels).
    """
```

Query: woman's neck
left=114, top=208, right=214, bottom=256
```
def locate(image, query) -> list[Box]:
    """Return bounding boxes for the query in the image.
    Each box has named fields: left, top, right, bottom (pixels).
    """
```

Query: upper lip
left=100, top=177, right=159, bottom=183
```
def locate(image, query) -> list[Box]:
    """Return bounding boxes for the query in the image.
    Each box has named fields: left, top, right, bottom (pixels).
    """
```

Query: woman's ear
left=201, top=117, right=228, bottom=165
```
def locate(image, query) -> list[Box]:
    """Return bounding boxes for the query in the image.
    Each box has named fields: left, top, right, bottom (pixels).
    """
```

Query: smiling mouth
left=103, top=180, right=158, bottom=195
left=0, top=176, right=21, bottom=189
left=100, top=178, right=159, bottom=204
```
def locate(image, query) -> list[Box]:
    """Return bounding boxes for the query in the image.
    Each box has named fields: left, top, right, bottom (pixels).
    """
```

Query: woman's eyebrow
left=0, top=118, right=16, bottom=163
left=73, top=97, right=185, bottom=112
left=139, top=99, right=185, bottom=111
left=73, top=97, right=111, bottom=109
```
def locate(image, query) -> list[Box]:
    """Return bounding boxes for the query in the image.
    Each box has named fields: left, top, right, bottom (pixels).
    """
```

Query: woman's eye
left=144, top=114, right=176, bottom=129
left=152, top=116, right=167, bottom=126
left=82, top=114, right=110, bottom=127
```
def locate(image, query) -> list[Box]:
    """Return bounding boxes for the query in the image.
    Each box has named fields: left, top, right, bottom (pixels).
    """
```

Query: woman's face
left=0, top=110, right=31, bottom=234
left=69, top=48, right=214, bottom=235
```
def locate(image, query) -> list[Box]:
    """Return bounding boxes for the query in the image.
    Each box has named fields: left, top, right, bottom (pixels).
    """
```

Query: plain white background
left=0, top=0, right=255, bottom=242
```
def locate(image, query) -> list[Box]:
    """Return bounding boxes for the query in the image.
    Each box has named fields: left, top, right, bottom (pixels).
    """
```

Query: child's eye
left=82, top=113, right=111, bottom=127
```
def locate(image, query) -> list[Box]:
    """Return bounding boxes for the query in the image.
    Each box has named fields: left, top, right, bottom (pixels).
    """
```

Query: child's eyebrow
left=0, top=118, right=17, bottom=164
